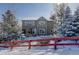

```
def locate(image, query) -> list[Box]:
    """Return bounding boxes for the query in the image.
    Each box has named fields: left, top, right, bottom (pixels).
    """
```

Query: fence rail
left=0, top=36, right=79, bottom=50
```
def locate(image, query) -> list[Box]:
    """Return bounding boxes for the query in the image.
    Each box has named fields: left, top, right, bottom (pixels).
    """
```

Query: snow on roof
left=22, top=16, right=52, bottom=21
left=22, top=16, right=39, bottom=20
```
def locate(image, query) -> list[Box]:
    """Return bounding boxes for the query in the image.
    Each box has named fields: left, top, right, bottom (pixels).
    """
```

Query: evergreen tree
left=2, top=10, right=21, bottom=35
left=60, top=6, right=74, bottom=36
left=72, top=7, right=79, bottom=36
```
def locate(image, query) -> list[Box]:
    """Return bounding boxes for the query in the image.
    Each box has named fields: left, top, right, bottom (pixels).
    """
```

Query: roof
left=22, top=16, right=53, bottom=21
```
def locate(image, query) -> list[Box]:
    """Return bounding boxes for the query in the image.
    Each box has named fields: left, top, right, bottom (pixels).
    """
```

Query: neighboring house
left=22, top=16, right=54, bottom=36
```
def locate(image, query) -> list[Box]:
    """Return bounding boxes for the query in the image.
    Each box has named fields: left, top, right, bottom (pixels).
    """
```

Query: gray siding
left=22, top=17, right=54, bottom=36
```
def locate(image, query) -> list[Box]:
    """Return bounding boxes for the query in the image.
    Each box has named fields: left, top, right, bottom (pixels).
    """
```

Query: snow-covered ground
left=25, top=35, right=54, bottom=40
left=0, top=35, right=79, bottom=55
left=0, top=45, right=79, bottom=55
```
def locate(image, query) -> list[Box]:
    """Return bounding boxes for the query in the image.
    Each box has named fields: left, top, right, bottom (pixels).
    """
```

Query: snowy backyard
left=1, top=3, right=79, bottom=55
left=1, top=45, right=79, bottom=55
left=0, top=35, right=79, bottom=55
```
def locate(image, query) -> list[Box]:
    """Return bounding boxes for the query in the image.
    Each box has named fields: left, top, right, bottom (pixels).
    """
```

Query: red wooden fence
left=0, top=36, right=79, bottom=50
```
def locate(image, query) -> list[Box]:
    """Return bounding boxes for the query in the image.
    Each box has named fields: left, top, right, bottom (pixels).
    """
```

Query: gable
left=37, top=16, right=47, bottom=21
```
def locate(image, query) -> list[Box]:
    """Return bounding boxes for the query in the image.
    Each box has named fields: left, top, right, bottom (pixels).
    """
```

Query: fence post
left=28, top=40, right=31, bottom=49
left=10, top=41, right=14, bottom=51
left=54, top=40, right=57, bottom=50
left=10, top=41, right=15, bottom=51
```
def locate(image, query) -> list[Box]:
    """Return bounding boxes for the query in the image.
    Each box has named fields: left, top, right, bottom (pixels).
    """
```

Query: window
left=38, top=21, right=46, bottom=25
left=39, top=29, right=45, bottom=35
left=25, top=21, right=35, bottom=26
left=22, top=29, right=26, bottom=34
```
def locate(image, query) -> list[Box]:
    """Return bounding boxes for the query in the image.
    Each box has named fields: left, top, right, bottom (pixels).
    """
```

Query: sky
left=0, top=3, right=79, bottom=21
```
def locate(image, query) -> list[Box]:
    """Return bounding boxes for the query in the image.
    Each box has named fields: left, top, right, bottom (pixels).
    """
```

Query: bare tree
left=50, top=3, right=66, bottom=37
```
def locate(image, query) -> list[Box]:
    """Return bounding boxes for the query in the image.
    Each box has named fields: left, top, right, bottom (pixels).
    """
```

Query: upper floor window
left=38, top=21, right=46, bottom=25
left=24, top=21, right=35, bottom=26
